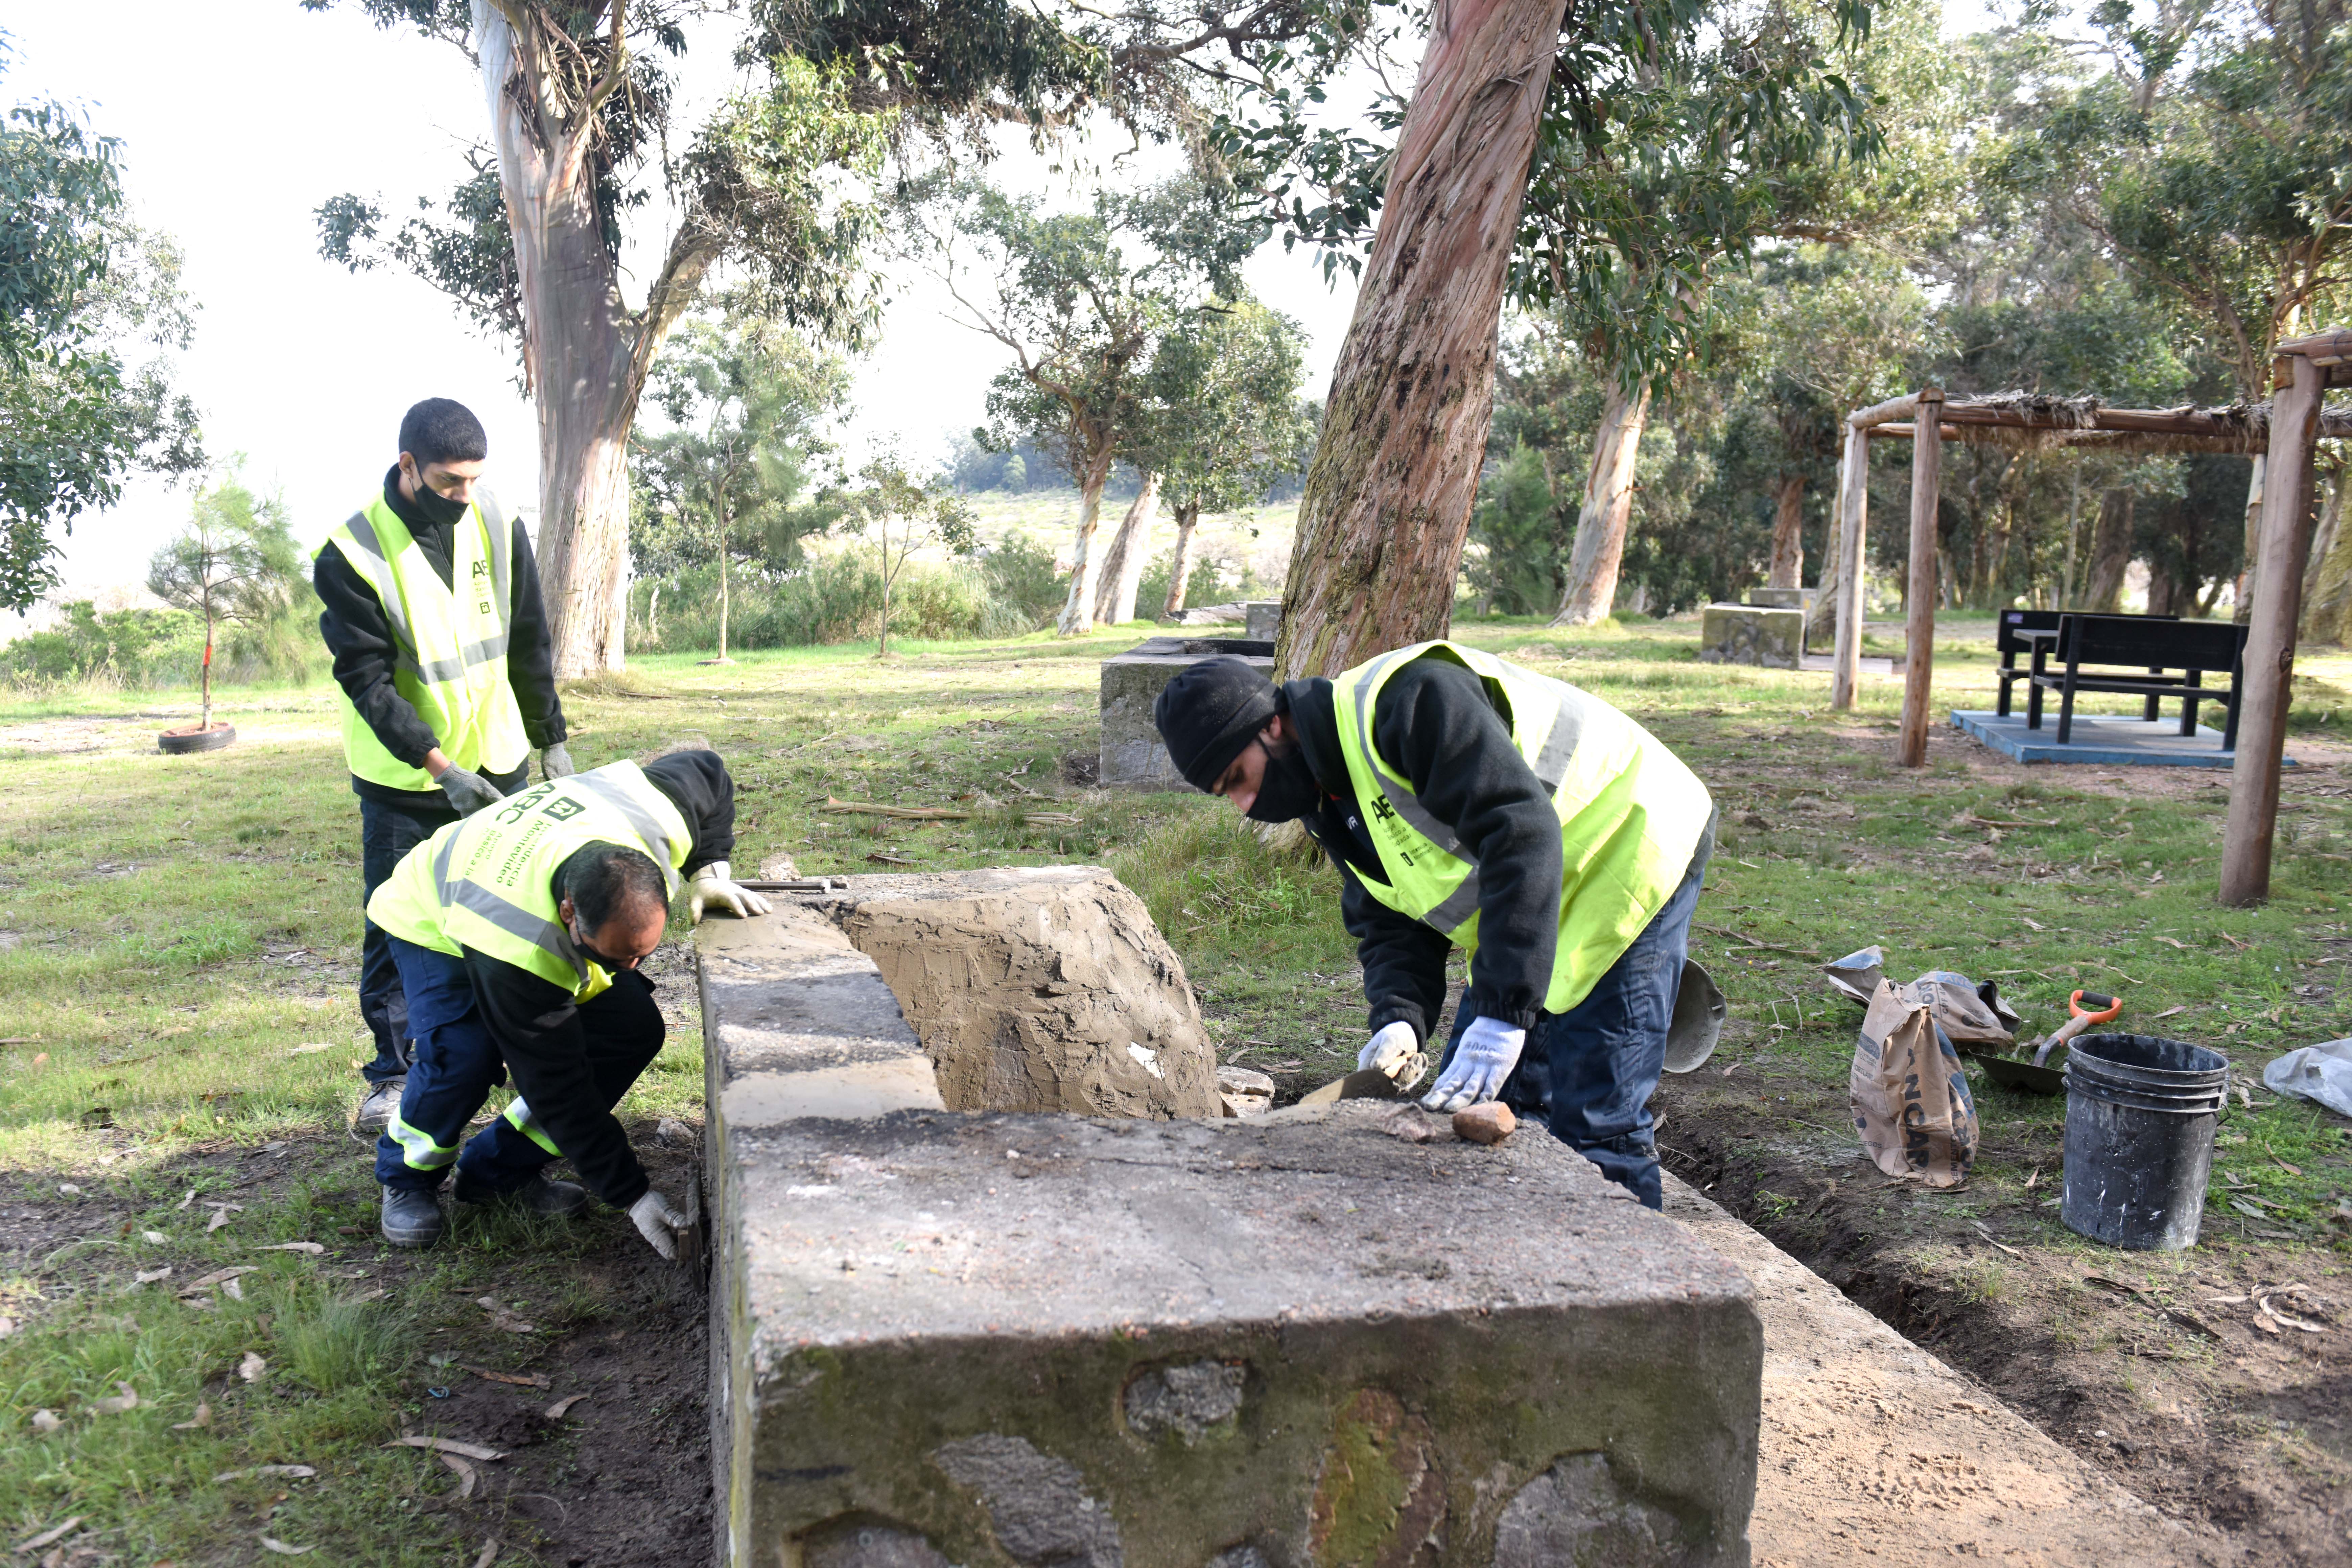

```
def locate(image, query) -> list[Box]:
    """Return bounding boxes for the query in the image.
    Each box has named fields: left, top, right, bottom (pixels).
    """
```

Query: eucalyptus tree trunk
left=1162, top=498, right=1203, bottom=619
left=2083, top=488, right=2133, bottom=612
left=715, top=534, right=731, bottom=661
left=1552, top=380, right=1652, bottom=626
left=2235, top=455, right=2266, bottom=623
left=1055, top=446, right=1119, bottom=636
left=2301, top=464, right=2350, bottom=644
left=475, top=1, right=716, bottom=676
left=1274, top=0, right=1570, bottom=678
left=1767, top=474, right=1805, bottom=589
left=1091, top=471, right=1161, bottom=625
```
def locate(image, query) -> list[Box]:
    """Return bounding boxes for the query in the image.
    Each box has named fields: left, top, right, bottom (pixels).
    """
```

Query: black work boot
left=453, top=1172, right=589, bottom=1218
left=380, top=1187, right=446, bottom=1249
left=354, top=1078, right=405, bottom=1134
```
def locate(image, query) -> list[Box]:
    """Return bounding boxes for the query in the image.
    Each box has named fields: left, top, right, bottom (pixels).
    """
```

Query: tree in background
left=146, top=467, right=311, bottom=729
left=1, top=42, right=204, bottom=610
left=829, top=449, right=977, bottom=656
left=925, top=178, right=1253, bottom=635
left=632, top=310, right=848, bottom=663
left=309, top=0, right=1369, bottom=674
left=1125, top=297, right=1313, bottom=622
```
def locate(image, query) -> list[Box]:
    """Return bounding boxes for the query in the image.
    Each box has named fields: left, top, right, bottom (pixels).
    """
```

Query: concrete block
left=1698, top=605, right=1803, bottom=670
left=1742, top=588, right=1815, bottom=615
left=719, top=1103, right=1757, bottom=1568
left=1100, top=636, right=1275, bottom=790
left=1244, top=601, right=1282, bottom=642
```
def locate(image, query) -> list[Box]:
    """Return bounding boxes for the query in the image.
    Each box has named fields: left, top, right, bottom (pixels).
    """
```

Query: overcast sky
left=10, top=0, right=2006, bottom=613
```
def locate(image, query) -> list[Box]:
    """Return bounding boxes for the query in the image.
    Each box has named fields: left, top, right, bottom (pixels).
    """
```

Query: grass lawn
left=2, top=612, right=2349, bottom=1563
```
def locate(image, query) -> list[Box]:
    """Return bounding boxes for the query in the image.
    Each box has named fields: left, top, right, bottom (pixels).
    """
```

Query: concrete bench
left=699, top=870, right=1763, bottom=1568
left=1699, top=605, right=1803, bottom=670
left=1100, top=636, right=1275, bottom=790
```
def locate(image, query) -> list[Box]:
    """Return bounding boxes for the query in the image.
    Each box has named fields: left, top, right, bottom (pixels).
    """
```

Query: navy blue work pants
left=1434, top=836, right=1711, bottom=1210
left=357, top=796, right=458, bottom=1085
left=373, top=935, right=664, bottom=1196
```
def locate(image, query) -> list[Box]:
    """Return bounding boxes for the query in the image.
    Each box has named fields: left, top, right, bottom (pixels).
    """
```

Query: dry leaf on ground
left=11, top=1518, right=84, bottom=1554
left=254, top=1242, right=326, bottom=1255
left=465, top=1365, right=549, bottom=1388
left=171, top=1401, right=211, bottom=1430
left=386, top=1435, right=508, bottom=1462
left=215, top=1465, right=316, bottom=1482
left=439, top=1453, right=478, bottom=1500
left=238, top=1352, right=267, bottom=1383
left=544, top=1394, right=589, bottom=1419
left=259, top=1538, right=314, bottom=1556
left=93, top=1382, right=138, bottom=1414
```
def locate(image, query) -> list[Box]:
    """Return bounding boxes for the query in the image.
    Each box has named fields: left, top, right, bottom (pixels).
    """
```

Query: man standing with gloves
left=1153, top=642, right=1713, bottom=1209
left=316, top=398, right=572, bottom=1135
left=362, top=748, right=772, bottom=1251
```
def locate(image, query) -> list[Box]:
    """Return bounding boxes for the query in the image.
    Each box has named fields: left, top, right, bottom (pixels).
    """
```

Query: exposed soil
left=2, top=1127, right=711, bottom=1568
left=1655, top=1079, right=2352, bottom=1567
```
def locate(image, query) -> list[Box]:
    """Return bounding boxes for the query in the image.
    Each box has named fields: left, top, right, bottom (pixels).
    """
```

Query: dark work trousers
left=357, top=795, right=460, bottom=1086
left=1433, top=830, right=1712, bottom=1210
left=374, top=935, right=664, bottom=1195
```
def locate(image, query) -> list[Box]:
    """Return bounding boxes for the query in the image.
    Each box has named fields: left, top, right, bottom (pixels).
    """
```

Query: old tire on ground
left=158, top=723, right=235, bottom=755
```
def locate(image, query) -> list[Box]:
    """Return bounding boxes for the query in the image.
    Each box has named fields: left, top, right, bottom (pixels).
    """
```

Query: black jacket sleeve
left=642, top=749, right=737, bottom=876
left=1368, top=659, right=1563, bottom=1031
left=499, top=511, right=567, bottom=750
left=463, top=947, right=651, bottom=1209
left=315, top=542, right=441, bottom=768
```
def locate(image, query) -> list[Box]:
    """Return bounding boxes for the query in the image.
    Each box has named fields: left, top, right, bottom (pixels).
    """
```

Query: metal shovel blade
left=1664, top=959, right=1727, bottom=1074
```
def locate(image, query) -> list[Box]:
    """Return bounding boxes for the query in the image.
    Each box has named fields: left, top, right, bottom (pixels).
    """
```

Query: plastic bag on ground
left=1850, top=979, right=1980, bottom=1188
left=2263, top=1039, right=2352, bottom=1118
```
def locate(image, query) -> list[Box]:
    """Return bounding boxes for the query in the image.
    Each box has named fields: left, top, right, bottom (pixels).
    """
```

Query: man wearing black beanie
left=1154, top=641, right=1713, bottom=1208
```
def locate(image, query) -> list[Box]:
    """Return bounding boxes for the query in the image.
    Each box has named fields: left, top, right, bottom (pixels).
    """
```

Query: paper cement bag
left=1850, top=979, right=1979, bottom=1188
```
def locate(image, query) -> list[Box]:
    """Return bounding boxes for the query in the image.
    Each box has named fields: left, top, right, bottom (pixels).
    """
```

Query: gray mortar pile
left=697, top=867, right=1762, bottom=1568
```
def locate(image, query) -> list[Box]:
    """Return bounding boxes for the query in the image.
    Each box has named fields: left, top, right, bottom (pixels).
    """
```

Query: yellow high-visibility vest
left=1330, top=640, right=1713, bottom=1014
left=367, top=761, right=689, bottom=1008
left=319, top=490, right=529, bottom=790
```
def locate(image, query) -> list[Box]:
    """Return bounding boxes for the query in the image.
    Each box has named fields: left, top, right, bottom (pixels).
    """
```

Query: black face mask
left=407, top=467, right=471, bottom=527
left=1246, top=746, right=1323, bottom=823
left=567, top=917, right=639, bottom=973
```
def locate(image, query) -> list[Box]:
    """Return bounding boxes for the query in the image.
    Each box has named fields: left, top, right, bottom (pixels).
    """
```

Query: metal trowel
left=1663, top=959, right=1728, bottom=1074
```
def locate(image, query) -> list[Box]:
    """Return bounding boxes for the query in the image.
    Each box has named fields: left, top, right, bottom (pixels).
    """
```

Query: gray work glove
left=434, top=764, right=507, bottom=817
left=540, top=742, right=576, bottom=780
left=1357, top=1020, right=1428, bottom=1091
left=628, top=1188, right=687, bottom=1261
left=1420, top=1016, right=1527, bottom=1114
left=688, top=861, right=772, bottom=925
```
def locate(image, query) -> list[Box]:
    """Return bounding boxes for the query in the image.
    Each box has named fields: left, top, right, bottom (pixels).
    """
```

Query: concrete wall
left=1698, top=606, right=1803, bottom=670
left=700, top=872, right=1763, bottom=1568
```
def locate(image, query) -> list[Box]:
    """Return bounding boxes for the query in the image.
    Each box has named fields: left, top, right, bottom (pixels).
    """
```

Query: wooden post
left=1830, top=423, right=1869, bottom=710
left=2220, top=352, right=2325, bottom=905
left=1897, top=390, right=1944, bottom=767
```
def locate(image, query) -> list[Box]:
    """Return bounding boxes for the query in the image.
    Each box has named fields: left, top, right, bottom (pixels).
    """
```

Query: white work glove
left=1420, top=1016, right=1527, bottom=1114
left=1357, top=1021, right=1428, bottom=1090
left=540, top=742, right=576, bottom=779
left=628, top=1188, right=687, bottom=1261
left=434, top=764, right=507, bottom=817
left=688, top=861, right=772, bottom=924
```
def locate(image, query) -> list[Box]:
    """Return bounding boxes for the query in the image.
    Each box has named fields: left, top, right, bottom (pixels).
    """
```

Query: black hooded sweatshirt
left=458, top=749, right=738, bottom=1208
left=314, top=466, right=568, bottom=808
left=1279, top=656, right=1567, bottom=1045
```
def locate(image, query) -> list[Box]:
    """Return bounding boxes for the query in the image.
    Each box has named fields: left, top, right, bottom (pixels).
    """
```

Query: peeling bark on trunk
left=2235, top=454, right=2266, bottom=623
left=2084, top=488, right=2133, bottom=612
left=2301, top=465, right=2350, bottom=645
left=1162, top=498, right=1203, bottom=619
left=1767, top=474, right=1805, bottom=589
left=1055, top=446, right=1118, bottom=636
left=1091, top=471, right=1161, bottom=625
left=1274, top=0, right=1570, bottom=678
left=475, top=1, right=714, bottom=677
left=1552, top=379, right=1651, bottom=626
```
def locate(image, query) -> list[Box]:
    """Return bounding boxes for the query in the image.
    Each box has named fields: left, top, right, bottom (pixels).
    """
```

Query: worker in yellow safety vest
left=314, top=399, right=572, bottom=1137
left=1153, top=641, right=1715, bottom=1208
left=362, top=750, right=771, bottom=1250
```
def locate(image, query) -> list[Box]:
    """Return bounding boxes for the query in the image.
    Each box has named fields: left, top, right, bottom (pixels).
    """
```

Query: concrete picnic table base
left=1952, top=708, right=2295, bottom=770
left=1665, top=1176, right=2212, bottom=1566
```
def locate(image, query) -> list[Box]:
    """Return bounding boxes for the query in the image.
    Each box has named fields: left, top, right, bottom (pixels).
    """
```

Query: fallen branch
left=819, top=797, right=1081, bottom=827
left=1962, top=811, right=2059, bottom=829
left=1695, top=922, right=1817, bottom=959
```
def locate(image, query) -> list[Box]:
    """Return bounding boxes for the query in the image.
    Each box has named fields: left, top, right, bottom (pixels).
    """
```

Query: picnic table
left=1998, top=609, right=2248, bottom=748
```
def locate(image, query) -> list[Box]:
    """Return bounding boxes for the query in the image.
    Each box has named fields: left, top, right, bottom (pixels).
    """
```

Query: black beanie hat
left=1154, top=657, right=1278, bottom=792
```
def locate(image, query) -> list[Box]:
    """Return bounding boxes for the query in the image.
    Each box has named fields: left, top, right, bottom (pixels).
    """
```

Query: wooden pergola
left=1829, top=328, right=2352, bottom=905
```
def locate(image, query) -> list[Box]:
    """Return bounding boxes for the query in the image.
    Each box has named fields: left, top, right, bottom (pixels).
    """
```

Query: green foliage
left=976, top=532, right=1066, bottom=626
left=0, top=50, right=204, bottom=610
left=1134, top=295, right=1315, bottom=521
left=827, top=446, right=979, bottom=653
left=1135, top=548, right=1241, bottom=617
left=0, top=599, right=201, bottom=688
left=1468, top=442, right=1567, bottom=615
left=144, top=467, right=320, bottom=718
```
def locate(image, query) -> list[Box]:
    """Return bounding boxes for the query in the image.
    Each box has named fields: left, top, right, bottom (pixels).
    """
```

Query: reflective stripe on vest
left=1331, top=640, right=1712, bottom=1015
left=368, top=760, right=692, bottom=1004
left=321, top=489, right=529, bottom=791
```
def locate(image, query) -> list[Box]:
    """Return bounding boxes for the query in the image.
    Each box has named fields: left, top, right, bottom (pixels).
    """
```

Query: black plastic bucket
left=2060, top=1033, right=2229, bottom=1250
